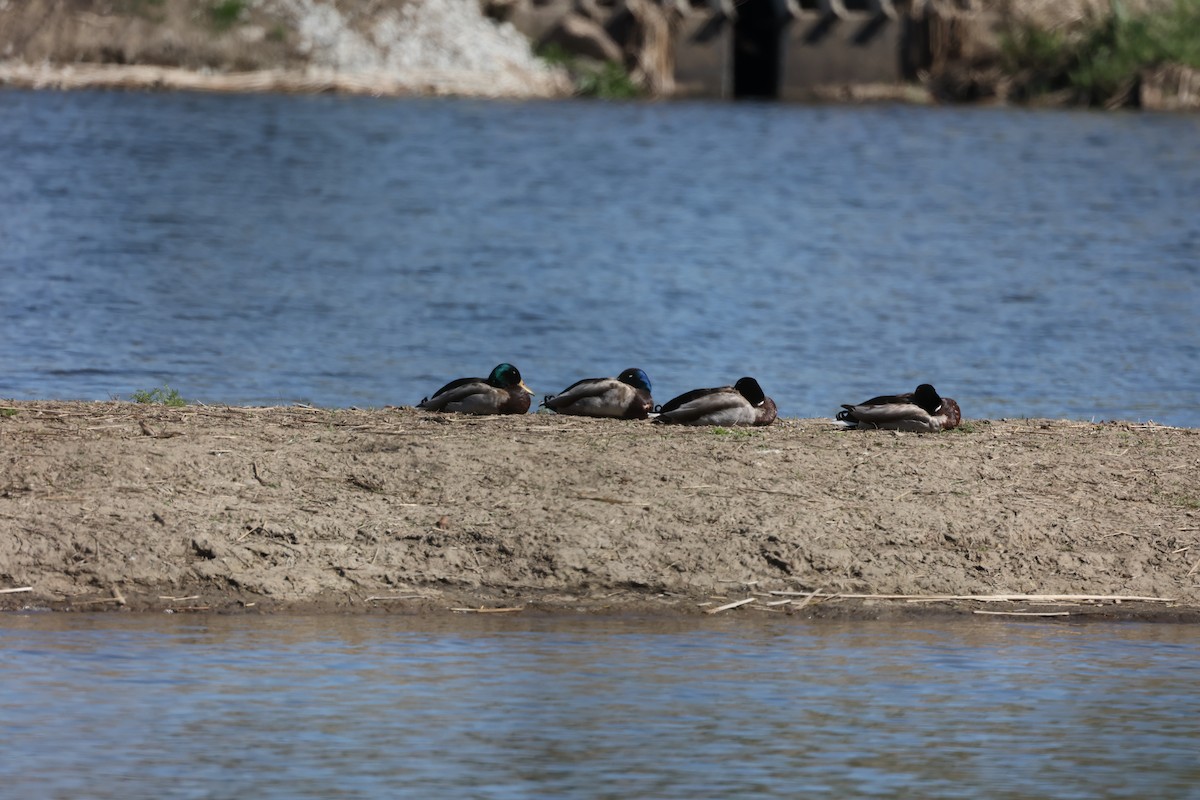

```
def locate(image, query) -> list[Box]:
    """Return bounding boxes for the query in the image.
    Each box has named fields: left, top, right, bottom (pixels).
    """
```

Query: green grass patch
left=131, top=385, right=187, bottom=407
left=0, top=407, right=17, bottom=418
left=537, top=45, right=642, bottom=100
left=209, top=0, right=246, bottom=30
left=1001, top=25, right=1074, bottom=97
left=1002, top=0, right=1200, bottom=106
left=710, top=427, right=758, bottom=438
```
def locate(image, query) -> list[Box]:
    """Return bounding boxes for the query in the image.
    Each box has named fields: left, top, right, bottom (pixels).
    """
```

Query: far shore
left=0, top=60, right=941, bottom=104
left=5, top=0, right=1199, bottom=110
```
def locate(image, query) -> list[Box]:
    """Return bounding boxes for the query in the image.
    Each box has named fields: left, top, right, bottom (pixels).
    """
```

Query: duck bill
left=518, top=380, right=534, bottom=396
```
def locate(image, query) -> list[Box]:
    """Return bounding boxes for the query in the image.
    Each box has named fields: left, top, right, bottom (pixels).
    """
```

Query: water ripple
left=1, top=615, right=1198, bottom=799
left=1, top=92, right=1197, bottom=425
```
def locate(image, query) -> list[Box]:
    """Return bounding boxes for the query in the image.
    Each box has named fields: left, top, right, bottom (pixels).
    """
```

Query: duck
left=836, top=383, right=961, bottom=432
left=540, top=368, right=654, bottom=420
left=417, top=363, right=533, bottom=415
left=653, top=377, right=777, bottom=426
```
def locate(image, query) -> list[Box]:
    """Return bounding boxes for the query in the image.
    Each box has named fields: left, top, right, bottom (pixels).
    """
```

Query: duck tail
left=835, top=406, right=854, bottom=422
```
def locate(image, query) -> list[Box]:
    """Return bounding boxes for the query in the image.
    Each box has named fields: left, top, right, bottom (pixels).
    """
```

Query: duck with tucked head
left=836, top=383, right=961, bottom=432
left=417, top=363, right=533, bottom=415
left=653, top=377, right=777, bottom=426
left=541, top=368, right=654, bottom=420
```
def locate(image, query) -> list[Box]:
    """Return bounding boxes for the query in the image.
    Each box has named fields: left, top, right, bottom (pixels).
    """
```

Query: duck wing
left=838, top=401, right=954, bottom=431
left=656, top=386, right=724, bottom=417
left=856, top=391, right=916, bottom=408
left=418, top=377, right=488, bottom=411
left=545, top=377, right=651, bottom=419
left=655, top=387, right=755, bottom=425
left=837, top=400, right=928, bottom=426
left=542, top=377, right=612, bottom=408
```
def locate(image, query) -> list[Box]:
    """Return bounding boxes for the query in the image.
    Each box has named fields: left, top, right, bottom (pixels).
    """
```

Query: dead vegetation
left=919, top=0, right=1199, bottom=107
left=0, top=0, right=302, bottom=71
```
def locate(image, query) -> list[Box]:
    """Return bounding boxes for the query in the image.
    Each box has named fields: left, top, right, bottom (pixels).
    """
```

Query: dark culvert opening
left=733, top=0, right=785, bottom=99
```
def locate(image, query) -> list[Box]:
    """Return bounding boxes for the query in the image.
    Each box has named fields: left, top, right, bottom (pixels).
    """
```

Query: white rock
left=257, top=0, right=569, bottom=97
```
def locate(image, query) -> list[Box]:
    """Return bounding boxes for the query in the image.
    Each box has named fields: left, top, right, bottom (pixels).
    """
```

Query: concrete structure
left=510, top=0, right=913, bottom=100
left=675, top=0, right=906, bottom=99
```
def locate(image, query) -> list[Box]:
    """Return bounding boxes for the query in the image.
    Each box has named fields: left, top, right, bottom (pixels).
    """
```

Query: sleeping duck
left=541, top=368, right=654, bottom=419
left=653, top=377, right=777, bottom=426
left=417, top=363, right=533, bottom=415
left=836, top=383, right=961, bottom=432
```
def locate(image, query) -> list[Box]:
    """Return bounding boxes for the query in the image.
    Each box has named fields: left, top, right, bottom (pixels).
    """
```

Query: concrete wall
left=672, top=11, right=732, bottom=99
left=779, top=11, right=903, bottom=101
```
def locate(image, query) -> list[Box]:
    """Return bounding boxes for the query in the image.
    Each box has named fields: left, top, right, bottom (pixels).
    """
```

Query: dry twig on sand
left=769, top=591, right=1176, bottom=603
left=449, top=606, right=524, bottom=613
left=705, top=597, right=756, bottom=614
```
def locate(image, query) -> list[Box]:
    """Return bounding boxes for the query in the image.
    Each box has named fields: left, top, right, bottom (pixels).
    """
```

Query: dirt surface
left=2, top=401, right=1199, bottom=620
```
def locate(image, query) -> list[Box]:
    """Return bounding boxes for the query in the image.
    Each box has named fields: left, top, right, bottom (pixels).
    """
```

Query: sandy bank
left=2, top=402, right=1198, bottom=620
left=0, top=60, right=567, bottom=99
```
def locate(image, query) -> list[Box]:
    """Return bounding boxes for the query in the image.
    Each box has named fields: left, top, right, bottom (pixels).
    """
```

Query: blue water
left=1, top=614, right=1198, bottom=799
left=1, top=90, right=1198, bottom=425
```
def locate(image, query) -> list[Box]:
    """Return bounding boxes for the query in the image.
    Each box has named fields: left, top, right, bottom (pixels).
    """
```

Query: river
left=1, top=90, right=1197, bottom=425
left=2, top=613, right=1198, bottom=799
left=4, top=89, right=1200, bottom=798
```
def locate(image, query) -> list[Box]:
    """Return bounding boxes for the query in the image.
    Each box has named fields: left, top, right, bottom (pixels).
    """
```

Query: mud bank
left=2, top=402, right=1198, bottom=620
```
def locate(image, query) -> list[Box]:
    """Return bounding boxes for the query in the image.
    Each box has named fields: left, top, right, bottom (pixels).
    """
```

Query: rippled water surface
left=2, top=614, right=1198, bottom=799
left=1, top=90, right=1198, bottom=424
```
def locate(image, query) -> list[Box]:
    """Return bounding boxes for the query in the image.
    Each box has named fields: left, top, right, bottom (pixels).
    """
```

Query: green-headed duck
left=418, top=363, right=533, bottom=415
left=541, top=368, right=654, bottom=420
